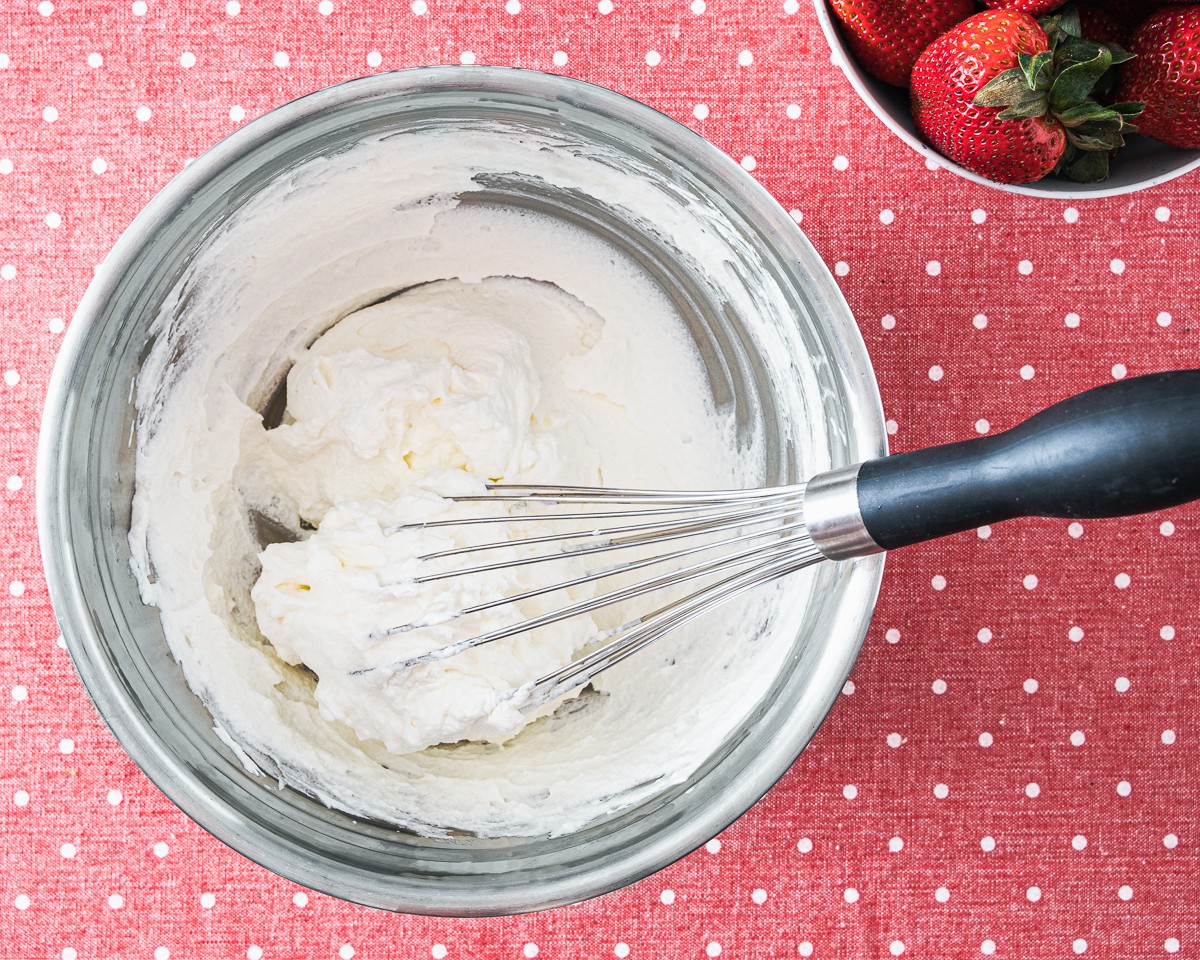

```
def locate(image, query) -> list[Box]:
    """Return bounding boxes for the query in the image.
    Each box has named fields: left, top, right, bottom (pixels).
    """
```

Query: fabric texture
left=2, top=1, right=1198, bottom=957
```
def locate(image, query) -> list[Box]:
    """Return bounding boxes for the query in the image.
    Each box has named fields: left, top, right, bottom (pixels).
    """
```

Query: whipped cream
left=129, top=121, right=814, bottom=837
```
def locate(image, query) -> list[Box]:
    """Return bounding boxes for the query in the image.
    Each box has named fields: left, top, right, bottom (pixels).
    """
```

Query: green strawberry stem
left=971, top=8, right=1145, bottom=182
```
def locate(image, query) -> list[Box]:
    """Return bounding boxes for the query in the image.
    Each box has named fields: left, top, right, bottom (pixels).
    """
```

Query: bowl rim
left=37, top=64, right=887, bottom=915
left=813, top=0, right=1200, bottom=199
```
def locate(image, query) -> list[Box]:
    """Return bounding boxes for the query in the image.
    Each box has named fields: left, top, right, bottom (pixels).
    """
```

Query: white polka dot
left=1157, top=311, right=1172, bottom=327
left=506, top=0, right=522, bottom=12
left=978, top=627, right=993, bottom=643
left=889, top=836, right=903, bottom=852
left=834, top=261, right=849, bottom=276
left=200, top=892, right=216, bottom=908
left=827, top=156, right=848, bottom=174
left=87, top=52, right=103, bottom=67
left=0, top=54, right=9, bottom=69
left=153, top=841, right=168, bottom=857
left=1069, top=626, right=1084, bottom=642
left=885, top=733, right=903, bottom=751
left=881, top=314, right=896, bottom=330
left=843, top=887, right=859, bottom=903
left=842, top=680, right=854, bottom=695
left=273, top=51, right=290, bottom=67
left=613, top=944, right=629, bottom=960
left=1072, top=939, right=1087, bottom=954
left=10, top=683, right=26, bottom=700
left=339, top=947, right=356, bottom=960
left=318, top=0, right=334, bottom=13
left=460, top=51, right=476, bottom=64
left=14, top=894, right=30, bottom=910
left=706, top=838, right=721, bottom=853
left=1155, top=206, right=1171, bottom=222
left=796, top=837, right=813, bottom=853
left=691, top=0, right=706, bottom=11
left=981, top=941, right=996, bottom=956
left=1165, top=939, right=1181, bottom=954
left=979, top=732, right=993, bottom=747
left=1162, top=729, right=1176, bottom=745
left=1110, top=258, right=1126, bottom=275
left=91, top=157, right=108, bottom=174
left=1112, top=364, right=1128, bottom=380
left=108, top=894, right=124, bottom=909
left=38, top=0, right=54, bottom=15
left=885, top=627, right=900, bottom=644
left=1024, top=678, right=1039, bottom=694
left=926, top=260, right=941, bottom=276
left=106, top=788, right=123, bottom=805
left=0, top=158, right=12, bottom=175
left=933, top=783, right=949, bottom=799
left=552, top=50, right=568, bottom=66
left=13, top=790, right=29, bottom=806
left=935, top=886, right=950, bottom=903
left=1068, top=522, right=1084, bottom=538
left=1026, top=782, right=1041, bottom=798
left=798, top=943, right=813, bottom=958
left=58, top=738, right=74, bottom=754
left=786, top=103, right=801, bottom=119
left=975, top=419, right=991, bottom=434
left=1115, top=676, right=1130, bottom=692
left=1027, top=885, right=1042, bottom=902
left=598, top=0, right=614, bottom=12
left=928, top=364, right=944, bottom=381
left=292, top=891, right=308, bottom=907
left=971, top=208, right=987, bottom=224
left=131, top=1, right=147, bottom=14
left=432, top=946, right=448, bottom=960
left=1116, top=780, right=1132, bottom=797
left=60, top=842, right=76, bottom=858
left=1018, top=260, right=1033, bottom=275
left=644, top=50, right=661, bottom=66
left=705, top=944, right=721, bottom=959
left=1070, top=730, right=1085, bottom=746
left=660, top=887, right=676, bottom=903
left=737, top=48, right=754, bottom=66
left=784, top=0, right=800, bottom=10
left=135, top=105, right=152, bottom=121
left=154, top=950, right=169, bottom=960
left=981, top=835, right=996, bottom=852
left=365, top=50, right=382, bottom=67
left=411, top=0, right=427, bottom=11
left=1065, top=312, right=1081, bottom=328
left=1023, top=574, right=1038, bottom=590
left=3, top=368, right=18, bottom=385
left=1072, top=834, right=1087, bottom=850
left=1161, top=625, right=1176, bottom=640
left=931, top=678, right=947, bottom=694
left=229, top=105, right=246, bottom=122
left=48, top=316, right=65, bottom=334
left=689, top=103, right=710, bottom=121
left=62, top=950, right=77, bottom=960
left=889, top=942, right=905, bottom=957
left=179, top=52, right=196, bottom=68
left=45, top=211, right=62, bottom=228
left=751, top=887, right=767, bottom=904
left=42, top=106, right=59, bottom=122
left=1159, top=519, right=1176, bottom=538
left=931, top=575, right=947, bottom=591
left=1164, top=833, right=1179, bottom=849
left=973, top=313, right=988, bottom=329
left=878, top=208, right=895, bottom=225
left=843, top=784, right=858, bottom=800
left=741, top=155, right=757, bottom=172
left=1117, top=885, right=1133, bottom=901
left=226, top=0, right=240, bottom=13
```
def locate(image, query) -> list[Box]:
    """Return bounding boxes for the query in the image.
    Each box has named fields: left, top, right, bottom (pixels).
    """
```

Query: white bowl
left=814, top=0, right=1200, bottom=198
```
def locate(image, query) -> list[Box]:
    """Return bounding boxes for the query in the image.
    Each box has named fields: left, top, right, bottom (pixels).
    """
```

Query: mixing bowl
left=814, top=0, right=1200, bottom=198
left=38, top=66, right=885, bottom=915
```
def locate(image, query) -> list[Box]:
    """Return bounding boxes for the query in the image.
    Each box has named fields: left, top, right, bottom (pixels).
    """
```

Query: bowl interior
left=39, top=67, right=885, bottom=914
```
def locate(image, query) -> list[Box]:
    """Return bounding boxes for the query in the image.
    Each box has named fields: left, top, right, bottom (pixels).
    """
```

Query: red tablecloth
left=3, top=2, right=1198, bottom=958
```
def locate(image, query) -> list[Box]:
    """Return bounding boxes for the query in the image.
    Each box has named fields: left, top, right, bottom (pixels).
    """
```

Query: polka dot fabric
left=2, top=1, right=1198, bottom=957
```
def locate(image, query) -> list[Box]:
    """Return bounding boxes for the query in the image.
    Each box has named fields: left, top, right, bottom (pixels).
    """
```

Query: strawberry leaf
left=1019, top=51, right=1054, bottom=89
left=974, top=67, right=1039, bottom=108
left=1049, top=47, right=1113, bottom=113
left=997, top=91, right=1051, bottom=120
left=1064, top=149, right=1110, bottom=183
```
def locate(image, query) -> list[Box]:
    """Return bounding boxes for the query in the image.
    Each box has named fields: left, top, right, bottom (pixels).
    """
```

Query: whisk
left=376, top=370, right=1200, bottom=709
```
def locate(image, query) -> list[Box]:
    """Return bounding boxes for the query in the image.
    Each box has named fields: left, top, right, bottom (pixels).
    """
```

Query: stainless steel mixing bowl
left=38, top=66, right=885, bottom=915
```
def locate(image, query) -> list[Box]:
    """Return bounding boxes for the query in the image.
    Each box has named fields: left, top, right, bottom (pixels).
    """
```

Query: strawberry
left=981, top=0, right=1068, bottom=19
left=910, top=10, right=1143, bottom=182
left=1076, top=2, right=1130, bottom=45
left=1115, top=5, right=1200, bottom=147
left=830, top=0, right=976, bottom=87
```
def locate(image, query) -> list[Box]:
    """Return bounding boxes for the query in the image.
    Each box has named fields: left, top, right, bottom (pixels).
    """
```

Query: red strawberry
left=1077, top=2, right=1130, bottom=45
left=1116, top=5, right=1200, bottom=146
left=910, top=10, right=1143, bottom=182
left=830, top=0, right=976, bottom=87
left=981, top=0, right=1067, bottom=18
